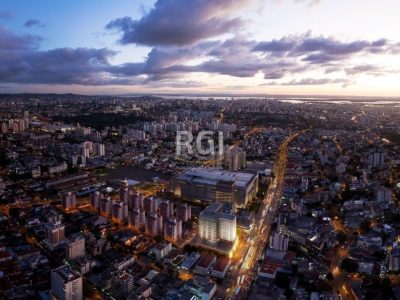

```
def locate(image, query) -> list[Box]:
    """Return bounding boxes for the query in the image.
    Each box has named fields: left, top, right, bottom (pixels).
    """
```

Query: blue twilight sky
left=1, top=0, right=400, bottom=96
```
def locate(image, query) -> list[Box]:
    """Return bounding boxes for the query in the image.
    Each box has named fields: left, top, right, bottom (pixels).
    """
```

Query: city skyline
left=1, top=94, right=400, bottom=299
left=1, top=0, right=400, bottom=97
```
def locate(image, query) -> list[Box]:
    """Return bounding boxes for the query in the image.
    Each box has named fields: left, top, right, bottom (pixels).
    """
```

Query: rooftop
left=259, top=260, right=283, bottom=277
left=53, top=265, right=80, bottom=282
left=196, top=254, right=216, bottom=269
left=154, top=241, right=171, bottom=251
left=212, top=256, right=231, bottom=272
left=176, top=168, right=256, bottom=188
left=200, top=202, right=235, bottom=221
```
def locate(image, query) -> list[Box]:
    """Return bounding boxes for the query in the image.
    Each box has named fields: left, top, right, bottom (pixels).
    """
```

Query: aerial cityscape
left=1, top=1, right=400, bottom=300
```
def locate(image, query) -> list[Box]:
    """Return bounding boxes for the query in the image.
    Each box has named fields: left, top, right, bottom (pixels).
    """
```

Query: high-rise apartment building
left=66, top=234, right=85, bottom=260
left=369, top=152, right=385, bottom=168
left=90, top=191, right=102, bottom=211
left=177, top=203, right=192, bottom=222
left=159, top=200, right=174, bottom=219
left=129, top=192, right=143, bottom=210
left=163, top=218, right=182, bottom=242
left=46, top=222, right=65, bottom=246
left=111, top=271, right=134, bottom=300
left=223, top=145, right=246, bottom=171
left=128, top=208, right=146, bottom=229
left=269, top=231, right=289, bottom=252
left=61, top=191, right=76, bottom=211
left=144, top=196, right=157, bottom=214
left=51, top=265, right=82, bottom=300
left=376, top=187, right=392, bottom=203
left=93, top=143, right=105, bottom=157
left=389, top=248, right=400, bottom=272
left=119, top=184, right=129, bottom=205
left=199, top=203, right=236, bottom=244
left=112, top=203, right=124, bottom=222
left=145, top=213, right=163, bottom=236
left=101, top=197, right=112, bottom=216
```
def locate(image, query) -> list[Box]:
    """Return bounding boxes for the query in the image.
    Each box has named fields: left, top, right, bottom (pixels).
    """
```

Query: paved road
left=225, top=131, right=302, bottom=299
left=330, top=218, right=357, bottom=300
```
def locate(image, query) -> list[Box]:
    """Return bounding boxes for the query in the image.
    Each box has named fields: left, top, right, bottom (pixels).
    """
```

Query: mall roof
left=176, top=168, right=257, bottom=188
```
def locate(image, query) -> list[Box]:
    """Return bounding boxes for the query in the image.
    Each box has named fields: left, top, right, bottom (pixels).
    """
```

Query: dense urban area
left=1, top=94, right=400, bottom=300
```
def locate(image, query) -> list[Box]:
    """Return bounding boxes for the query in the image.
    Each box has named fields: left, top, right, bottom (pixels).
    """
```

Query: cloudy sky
left=1, top=0, right=400, bottom=96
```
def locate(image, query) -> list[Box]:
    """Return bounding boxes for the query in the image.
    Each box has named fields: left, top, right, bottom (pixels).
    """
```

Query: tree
left=183, top=244, right=197, bottom=253
left=382, top=277, right=392, bottom=289
left=359, top=219, right=371, bottom=234
left=340, top=258, right=358, bottom=273
left=336, top=231, right=348, bottom=245
left=274, top=273, right=290, bottom=289
left=372, top=250, right=385, bottom=261
left=326, top=272, right=334, bottom=281
left=106, top=232, right=115, bottom=244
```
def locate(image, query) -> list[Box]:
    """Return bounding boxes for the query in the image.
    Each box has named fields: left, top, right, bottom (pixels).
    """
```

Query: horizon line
left=0, top=92, right=399, bottom=100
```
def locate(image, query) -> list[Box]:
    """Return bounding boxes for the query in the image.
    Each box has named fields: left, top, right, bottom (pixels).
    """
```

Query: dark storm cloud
left=282, top=78, right=351, bottom=85
left=302, top=52, right=338, bottom=63
left=24, top=19, right=42, bottom=28
left=193, top=37, right=269, bottom=77
left=108, top=41, right=219, bottom=80
left=0, top=10, right=13, bottom=21
left=195, top=60, right=264, bottom=77
left=253, top=38, right=297, bottom=53
left=106, top=0, right=254, bottom=46
left=145, top=41, right=218, bottom=71
left=297, top=38, right=369, bottom=55
left=107, top=35, right=332, bottom=81
left=371, top=38, right=387, bottom=47
left=344, top=65, right=386, bottom=76
left=253, top=34, right=400, bottom=63
left=0, top=27, right=123, bottom=85
left=108, top=36, right=281, bottom=80
left=264, top=78, right=352, bottom=86
left=0, top=22, right=399, bottom=87
left=0, top=27, right=41, bottom=51
left=0, top=47, right=119, bottom=85
left=264, top=70, right=287, bottom=79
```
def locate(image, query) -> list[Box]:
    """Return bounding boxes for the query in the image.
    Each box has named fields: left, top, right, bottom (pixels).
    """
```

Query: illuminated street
left=225, top=131, right=303, bottom=298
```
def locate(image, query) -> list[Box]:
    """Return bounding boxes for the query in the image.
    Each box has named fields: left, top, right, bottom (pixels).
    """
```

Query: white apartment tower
left=51, top=265, right=82, bottom=300
left=269, top=230, right=289, bottom=252
left=119, top=184, right=129, bottom=205
left=46, top=222, right=65, bottom=246
left=163, top=218, right=182, bottom=242
left=61, top=192, right=76, bottom=211
left=93, top=143, right=105, bottom=156
left=223, top=145, right=246, bottom=171
left=90, top=191, right=102, bottom=211
left=66, top=234, right=85, bottom=260
left=111, top=271, right=134, bottom=300
left=177, top=203, right=192, bottom=222
left=199, top=203, right=236, bottom=244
